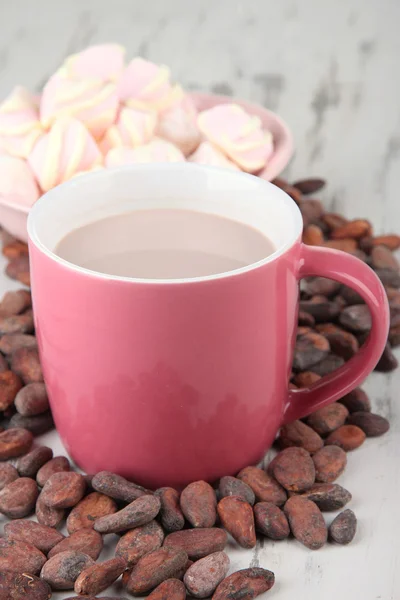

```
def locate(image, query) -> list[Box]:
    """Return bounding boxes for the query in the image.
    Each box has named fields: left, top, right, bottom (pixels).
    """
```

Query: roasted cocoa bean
left=269, top=447, right=315, bottom=492
left=0, top=289, right=31, bottom=316
left=330, top=219, right=371, bottom=240
left=41, top=550, right=95, bottom=590
left=0, top=476, right=38, bottom=518
left=41, top=471, right=86, bottom=509
left=284, top=496, right=327, bottom=550
left=155, top=487, right=185, bottom=532
left=375, top=341, right=399, bottom=372
left=0, top=353, right=8, bottom=373
left=213, top=567, right=275, bottom=600
left=253, top=501, right=290, bottom=540
left=303, top=277, right=341, bottom=297
left=324, top=330, right=359, bottom=360
left=306, top=402, right=349, bottom=436
left=147, top=578, right=186, bottom=600
left=298, top=310, right=315, bottom=326
left=302, top=224, right=324, bottom=246
left=237, top=466, right=287, bottom=505
left=0, top=371, right=23, bottom=410
left=312, top=445, right=347, bottom=483
left=9, top=411, right=54, bottom=435
left=299, top=199, right=324, bottom=225
left=0, top=312, right=34, bottom=334
left=0, top=572, right=51, bottom=600
left=293, top=178, right=325, bottom=194
left=6, top=255, right=30, bottom=280
left=67, top=491, right=118, bottom=533
left=329, top=508, right=357, bottom=544
left=299, top=483, right=351, bottom=511
left=292, top=332, right=330, bottom=371
left=340, top=285, right=364, bottom=305
left=91, top=470, right=151, bottom=502
left=16, top=445, right=53, bottom=478
left=293, top=371, right=321, bottom=387
left=0, top=538, right=46, bottom=574
left=5, top=519, right=64, bottom=553
left=37, top=455, right=71, bottom=486
left=184, top=551, right=230, bottom=598
left=0, top=462, right=19, bottom=489
left=375, top=268, right=400, bottom=288
left=180, top=480, right=217, bottom=528
left=325, top=238, right=358, bottom=252
left=0, top=333, right=37, bottom=354
left=125, top=547, right=188, bottom=595
left=116, top=520, right=164, bottom=567
left=347, top=412, right=390, bottom=436
left=371, top=245, right=399, bottom=271
left=94, top=494, right=161, bottom=534
left=2, top=241, right=29, bottom=259
left=298, top=300, right=340, bottom=323
left=372, top=234, right=400, bottom=250
left=11, top=347, right=43, bottom=384
left=48, top=528, right=103, bottom=560
left=340, top=305, right=371, bottom=332
left=14, top=383, right=49, bottom=416
left=217, top=495, right=256, bottom=548
left=278, top=420, right=323, bottom=452
left=0, top=427, right=33, bottom=459
left=164, top=528, right=227, bottom=560
left=218, top=475, right=255, bottom=505
left=74, top=556, right=126, bottom=596
left=36, top=491, right=65, bottom=528
left=272, top=178, right=303, bottom=203
left=338, top=387, right=371, bottom=413
left=321, top=212, right=348, bottom=230
left=325, top=424, right=366, bottom=451
left=389, top=323, right=400, bottom=346
left=311, top=354, right=345, bottom=376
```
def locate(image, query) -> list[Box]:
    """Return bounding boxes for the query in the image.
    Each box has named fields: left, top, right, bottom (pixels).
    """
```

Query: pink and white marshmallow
left=105, top=138, right=185, bottom=168
left=189, top=141, right=240, bottom=170
left=0, top=155, right=40, bottom=208
left=99, top=106, right=157, bottom=154
left=0, top=86, right=43, bottom=158
left=156, top=90, right=201, bottom=156
left=63, top=44, right=126, bottom=82
left=28, top=117, right=102, bottom=192
left=197, top=103, right=273, bottom=173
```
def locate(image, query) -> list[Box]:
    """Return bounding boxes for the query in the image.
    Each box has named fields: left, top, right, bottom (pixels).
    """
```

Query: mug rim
left=28, top=163, right=303, bottom=285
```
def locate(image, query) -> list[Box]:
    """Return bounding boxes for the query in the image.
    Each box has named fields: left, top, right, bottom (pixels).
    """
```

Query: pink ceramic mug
left=28, top=164, right=389, bottom=489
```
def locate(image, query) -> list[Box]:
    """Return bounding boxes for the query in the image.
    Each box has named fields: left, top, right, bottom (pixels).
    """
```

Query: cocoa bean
left=338, top=387, right=371, bottom=413
left=297, top=326, right=313, bottom=335
left=116, top=520, right=164, bottom=567
left=330, top=219, right=371, bottom=240
left=0, top=476, right=38, bottom=518
left=312, top=445, right=347, bottom=483
left=4, top=519, right=64, bottom=553
left=324, top=238, right=357, bottom=252
left=303, top=277, right=341, bottom=297
left=218, top=475, right=255, bottom=505
left=325, top=424, right=366, bottom=451
left=0, top=427, right=33, bottom=459
left=9, top=411, right=54, bottom=435
left=292, top=332, right=330, bottom=371
left=347, top=412, right=390, bottom=436
left=14, top=383, right=49, bottom=416
left=389, top=324, right=400, bottom=346
left=299, top=199, right=324, bottom=225
left=272, top=178, right=303, bottom=203
left=372, top=234, right=400, bottom=250
left=253, top=501, right=290, bottom=540
left=41, top=471, right=86, bottom=509
left=94, top=494, right=161, bottom=534
left=0, top=312, right=34, bottom=334
left=11, top=347, right=43, bottom=384
left=237, top=466, right=287, bottom=505
left=311, top=354, right=345, bottom=376
left=67, top=491, right=118, bottom=534
left=180, top=480, right=217, bottom=528
left=0, top=572, right=51, bottom=600
left=148, top=578, right=186, bottom=600
left=293, top=371, right=321, bottom=387
left=0, top=333, right=37, bottom=354
left=375, top=268, right=400, bottom=288
left=340, top=285, right=364, bottom=305
left=36, top=491, right=65, bottom=528
left=213, top=567, right=275, bottom=600
left=125, top=547, right=188, bottom=595
left=339, top=305, right=372, bottom=332
left=306, top=402, right=349, bottom=436
left=0, top=538, right=46, bottom=574
left=324, top=330, right=359, bottom=360
left=184, top=551, right=230, bottom=598
left=155, top=487, right=185, bottom=531
left=91, top=470, right=151, bottom=502
left=375, top=342, right=399, bottom=371
left=299, top=300, right=340, bottom=323
left=0, top=462, right=19, bottom=489
left=40, top=550, right=95, bottom=590
left=298, top=310, right=315, bottom=326
left=321, top=212, right=348, bottom=230
left=0, top=354, right=8, bottom=373
left=0, top=371, right=23, bottom=410
left=278, top=420, right=323, bottom=452
left=37, top=456, right=71, bottom=486
left=299, top=483, right=351, bottom=511
left=74, top=556, right=126, bottom=596
left=48, top=529, right=103, bottom=560
left=269, top=447, right=315, bottom=492
left=293, top=178, right=325, bottom=195
left=371, top=245, right=399, bottom=271
left=329, top=508, right=357, bottom=544
left=0, top=289, right=31, bottom=317
left=302, top=224, right=324, bottom=246
left=6, top=255, right=30, bottom=281
left=16, top=445, right=53, bottom=477
left=284, top=496, right=327, bottom=549
left=217, top=495, right=256, bottom=548
left=2, top=241, right=29, bottom=259
left=164, top=528, right=227, bottom=560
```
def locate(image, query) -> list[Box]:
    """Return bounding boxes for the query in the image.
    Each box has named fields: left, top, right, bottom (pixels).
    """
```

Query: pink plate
left=0, top=93, right=293, bottom=243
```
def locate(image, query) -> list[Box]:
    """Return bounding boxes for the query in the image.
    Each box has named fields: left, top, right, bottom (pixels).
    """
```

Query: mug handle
left=283, top=244, right=390, bottom=424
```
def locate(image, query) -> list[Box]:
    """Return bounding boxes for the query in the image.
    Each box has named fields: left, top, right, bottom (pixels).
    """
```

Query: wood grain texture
left=0, top=1, right=399, bottom=598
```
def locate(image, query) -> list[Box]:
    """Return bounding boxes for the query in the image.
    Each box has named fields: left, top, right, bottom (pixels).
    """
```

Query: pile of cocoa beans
left=0, top=175, right=396, bottom=599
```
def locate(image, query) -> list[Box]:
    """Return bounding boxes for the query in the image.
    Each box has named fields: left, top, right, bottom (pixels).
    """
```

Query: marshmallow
left=156, top=91, right=201, bottom=156
left=99, top=106, right=157, bottom=154
left=105, top=138, right=185, bottom=167
left=117, top=57, right=180, bottom=112
left=41, top=74, right=119, bottom=140
left=64, top=44, right=126, bottom=82
left=0, top=86, right=43, bottom=158
left=28, top=117, right=102, bottom=192
left=0, top=155, right=40, bottom=208
left=197, top=103, right=273, bottom=173
left=189, top=141, right=240, bottom=170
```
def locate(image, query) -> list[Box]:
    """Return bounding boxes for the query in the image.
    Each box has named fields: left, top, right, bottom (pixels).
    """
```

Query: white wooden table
left=0, top=1, right=399, bottom=598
